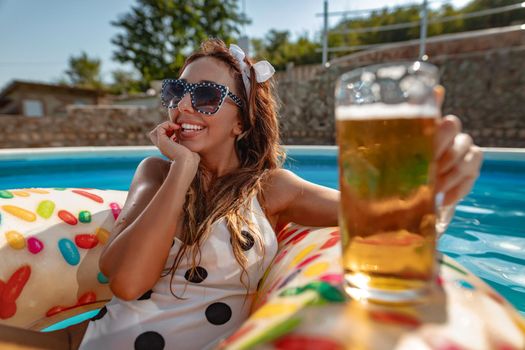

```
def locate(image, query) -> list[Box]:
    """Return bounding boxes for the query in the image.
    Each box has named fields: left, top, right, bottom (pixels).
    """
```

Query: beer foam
left=336, top=103, right=440, bottom=120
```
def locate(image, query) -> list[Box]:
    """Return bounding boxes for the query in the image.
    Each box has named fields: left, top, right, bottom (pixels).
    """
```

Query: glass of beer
left=335, top=62, right=440, bottom=302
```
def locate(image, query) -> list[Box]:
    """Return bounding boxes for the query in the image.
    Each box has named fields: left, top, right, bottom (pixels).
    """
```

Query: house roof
left=0, top=80, right=107, bottom=99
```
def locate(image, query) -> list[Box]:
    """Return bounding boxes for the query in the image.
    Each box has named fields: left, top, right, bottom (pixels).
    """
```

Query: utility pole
left=419, top=0, right=428, bottom=60
left=322, top=0, right=329, bottom=66
left=238, top=0, right=250, bottom=55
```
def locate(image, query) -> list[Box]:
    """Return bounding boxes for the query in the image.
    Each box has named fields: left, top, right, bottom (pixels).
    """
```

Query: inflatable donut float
left=0, top=188, right=524, bottom=349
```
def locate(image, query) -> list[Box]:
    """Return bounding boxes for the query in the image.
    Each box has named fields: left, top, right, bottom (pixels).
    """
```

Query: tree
left=65, top=52, right=104, bottom=89
left=110, top=69, right=142, bottom=95
left=251, top=31, right=321, bottom=71
left=111, top=0, right=249, bottom=85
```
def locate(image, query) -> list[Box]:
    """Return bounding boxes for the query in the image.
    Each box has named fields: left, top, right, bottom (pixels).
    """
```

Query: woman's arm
left=263, top=169, right=339, bottom=229
left=99, top=155, right=198, bottom=301
left=99, top=120, right=198, bottom=301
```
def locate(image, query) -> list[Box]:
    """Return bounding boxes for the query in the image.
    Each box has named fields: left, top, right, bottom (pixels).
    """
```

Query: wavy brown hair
left=163, top=39, right=285, bottom=297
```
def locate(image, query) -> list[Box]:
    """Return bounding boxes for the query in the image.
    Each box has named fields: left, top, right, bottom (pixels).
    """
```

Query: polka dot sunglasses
left=161, top=79, right=243, bottom=115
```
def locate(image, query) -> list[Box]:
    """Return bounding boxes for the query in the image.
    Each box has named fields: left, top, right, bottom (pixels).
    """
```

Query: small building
left=0, top=80, right=107, bottom=118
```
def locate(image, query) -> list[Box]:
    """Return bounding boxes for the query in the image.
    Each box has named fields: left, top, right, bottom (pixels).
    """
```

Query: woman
left=0, top=39, right=482, bottom=349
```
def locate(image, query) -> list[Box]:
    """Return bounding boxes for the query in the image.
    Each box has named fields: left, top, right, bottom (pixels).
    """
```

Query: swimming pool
left=0, top=146, right=524, bottom=317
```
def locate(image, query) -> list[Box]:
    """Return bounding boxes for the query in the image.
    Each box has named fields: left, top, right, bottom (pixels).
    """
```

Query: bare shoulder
left=263, top=168, right=302, bottom=195
left=134, top=156, right=171, bottom=185
left=260, top=169, right=304, bottom=215
left=261, top=168, right=339, bottom=228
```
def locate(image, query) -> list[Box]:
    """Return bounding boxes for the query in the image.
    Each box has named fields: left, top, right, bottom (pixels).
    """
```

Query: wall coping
left=0, top=146, right=522, bottom=161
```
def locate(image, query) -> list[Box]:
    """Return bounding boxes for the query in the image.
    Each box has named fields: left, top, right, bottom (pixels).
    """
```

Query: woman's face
left=168, top=57, right=243, bottom=156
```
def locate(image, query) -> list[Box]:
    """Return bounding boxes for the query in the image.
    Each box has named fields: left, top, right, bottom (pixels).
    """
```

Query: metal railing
left=320, top=1, right=525, bottom=63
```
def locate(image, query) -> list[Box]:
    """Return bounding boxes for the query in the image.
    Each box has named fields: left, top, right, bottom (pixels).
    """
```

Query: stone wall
left=277, top=25, right=525, bottom=147
left=0, top=106, right=163, bottom=148
left=0, top=26, right=524, bottom=148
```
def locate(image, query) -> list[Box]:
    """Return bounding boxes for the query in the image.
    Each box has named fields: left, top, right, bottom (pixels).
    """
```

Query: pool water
left=0, top=147, right=524, bottom=317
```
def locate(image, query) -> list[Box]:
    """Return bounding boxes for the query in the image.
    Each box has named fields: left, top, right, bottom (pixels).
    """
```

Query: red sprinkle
left=77, top=291, right=97, bottom=305
left=0, top=300, right=17, bottom=319
left=3, top=265, right=31, bottom=302
left=370, top=310, right=421, bottom=327
left=329, top=230, right=340, bottom=237
left=75, top=234, right=99, bottom=249
left=288, top=229, right=311, bottom=245
left=46, top=305, right=69, bottom=317
left=277, top=227, right=299, bottom=243
left=274, top=249, right=289, bottom=264
left=274, top=335, right=344, bottom=350
left=72, top=190, right=103, bottom=203
left=321, top=236, right=340, bottom=249
left=296, top=254, right=321, bottom=269
left=320, top=273, right=344, bottom=285
left=27, top=237, right=44, bottom=254
left=58, top=210, right=78, bottom=225
left=109, top=202, right=121, bottom=220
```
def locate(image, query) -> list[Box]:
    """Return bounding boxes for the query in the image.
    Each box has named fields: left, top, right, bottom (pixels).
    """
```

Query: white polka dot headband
left=229, top=44, right=275, bottom=97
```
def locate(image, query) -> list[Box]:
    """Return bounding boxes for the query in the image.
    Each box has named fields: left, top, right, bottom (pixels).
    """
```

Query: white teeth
left=181, top=123, right=204, bottom=131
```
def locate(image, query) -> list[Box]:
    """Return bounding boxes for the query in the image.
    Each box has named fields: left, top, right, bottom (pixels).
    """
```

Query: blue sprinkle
left=97, top=272, right=109, bottom=284
left=58, top=238, right=80, bottom=265
left=456, top=279, right=475, bottom=290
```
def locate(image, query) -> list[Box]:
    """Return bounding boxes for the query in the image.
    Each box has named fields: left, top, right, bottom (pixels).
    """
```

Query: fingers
left=436, top=146, right=483, bottom=205
left=435, top=115, right=462, bottom=160
left=442, top=176, right=477, bottom=206
left=433, top=85, right=445, bottom=109
left=437, top=133, right=473, bottom=174
left=149, top=121, right=179, bottom=144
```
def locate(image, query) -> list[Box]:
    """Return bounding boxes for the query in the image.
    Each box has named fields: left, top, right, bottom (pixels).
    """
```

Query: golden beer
left=337, top=115, right=438, bottom=300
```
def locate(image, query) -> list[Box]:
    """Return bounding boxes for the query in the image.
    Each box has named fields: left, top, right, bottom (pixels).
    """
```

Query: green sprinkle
left=439, top=258, right=467, bottom=275
left=0, top=190, right=14, bottom=199
left=238, top=317, right=302, bottom=350
left=305, top=281, right=346, bottom=303
left=78, top=211, right=92, bottom=223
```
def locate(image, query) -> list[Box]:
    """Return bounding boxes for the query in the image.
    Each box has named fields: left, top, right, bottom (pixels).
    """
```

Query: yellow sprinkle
left=2, top=205, right=37, bottom=222
left=5, top=231, right=26, bottom=249
left=25, top=188, right=50, bottom=194
left=251, top=303, right=299, bottom=319
left=36, top=200, right=55, bottom=219
left=11, top=191, right=30, bottom=197
left=303, top=262, right=330, bottom=277
left=289, top=244, right=317, bottom=268
left=96, top=227, right=110, bottom=244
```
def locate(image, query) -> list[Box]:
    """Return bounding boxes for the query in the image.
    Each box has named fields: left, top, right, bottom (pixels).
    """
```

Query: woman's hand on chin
left=149, top=121, right=200, bottom=166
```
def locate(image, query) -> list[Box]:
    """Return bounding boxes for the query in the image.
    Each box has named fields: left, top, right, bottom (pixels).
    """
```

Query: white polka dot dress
left=79, top=197, right=278, bottom=350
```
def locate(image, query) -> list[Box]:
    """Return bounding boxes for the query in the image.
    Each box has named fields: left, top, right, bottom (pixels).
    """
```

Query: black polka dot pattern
left=230, top=230, right=255, bottom=251
left=90, top=306, right=107, bottom=321
left=240, top=230, right=255, bottom=251
left=205, top=302, right=232, bottom=325
left=134, top=331, right=165, bottom=350
left=184, top=266, right=208, bottom=283
left=138, top=289, right=153, bottom=300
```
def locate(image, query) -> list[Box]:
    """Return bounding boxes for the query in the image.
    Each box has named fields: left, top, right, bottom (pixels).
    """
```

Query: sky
left=0, top=0, right=470, bottom=89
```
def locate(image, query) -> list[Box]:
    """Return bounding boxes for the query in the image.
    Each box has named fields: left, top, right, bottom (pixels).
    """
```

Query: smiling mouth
left=180, top=123, right=206, bottom=136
